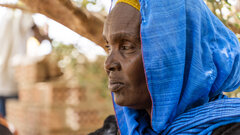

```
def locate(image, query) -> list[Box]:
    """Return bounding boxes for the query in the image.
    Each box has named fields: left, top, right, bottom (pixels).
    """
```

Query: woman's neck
left=146, top=107, right=151, bottom=117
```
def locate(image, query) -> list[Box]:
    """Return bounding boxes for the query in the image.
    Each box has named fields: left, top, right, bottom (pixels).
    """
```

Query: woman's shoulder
left=212, top=123, right=240, bottom=135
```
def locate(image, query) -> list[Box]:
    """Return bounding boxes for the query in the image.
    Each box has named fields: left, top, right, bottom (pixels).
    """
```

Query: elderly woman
left=103, top=0, right=240, bottom=134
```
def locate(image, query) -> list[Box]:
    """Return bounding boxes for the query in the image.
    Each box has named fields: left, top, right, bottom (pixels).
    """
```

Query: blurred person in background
left=103, top=0, right=240, bottom=134
left=0, top=8, right=34, bottom=117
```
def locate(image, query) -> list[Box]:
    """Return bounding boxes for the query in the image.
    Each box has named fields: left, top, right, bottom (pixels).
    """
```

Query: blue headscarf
left=112, top=0, right=240, bottom=134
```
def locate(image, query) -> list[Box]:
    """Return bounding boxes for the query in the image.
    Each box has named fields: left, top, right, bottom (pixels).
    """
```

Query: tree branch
left=19, top=0, right=106, bottom=48
left=0, top=4, right=30, bottom=12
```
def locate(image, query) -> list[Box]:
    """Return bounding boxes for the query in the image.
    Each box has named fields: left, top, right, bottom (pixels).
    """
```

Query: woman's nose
left=104, top=53, right=121, bottom=72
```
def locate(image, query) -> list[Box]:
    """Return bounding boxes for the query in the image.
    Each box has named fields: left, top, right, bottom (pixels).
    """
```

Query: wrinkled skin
left=103, top=3, right=152, bottom=114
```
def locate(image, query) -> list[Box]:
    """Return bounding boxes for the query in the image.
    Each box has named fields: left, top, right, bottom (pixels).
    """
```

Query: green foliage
left=51, top=41, right=109, bottom=99
left=224, top=88, right=240, bottom=98
left=206, top=0, right=240, bottom=37
left=72, top=0, right=97, bottom=8
left=71, top=0, right=105, bottom=12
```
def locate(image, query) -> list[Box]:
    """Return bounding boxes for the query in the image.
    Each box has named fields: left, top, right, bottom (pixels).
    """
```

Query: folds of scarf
left=114, top=98, right=240, bottom=135
left=113, top=0, right=240, bottom=134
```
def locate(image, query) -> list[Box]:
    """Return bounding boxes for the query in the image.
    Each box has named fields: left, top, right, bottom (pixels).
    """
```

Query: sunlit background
left=0, top=0, right=110, bottom=61
left=0, top=0, right=239, bottom=135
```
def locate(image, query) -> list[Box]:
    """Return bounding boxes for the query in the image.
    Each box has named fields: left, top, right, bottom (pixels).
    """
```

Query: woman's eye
left=105, top=45, right=111, bottom=52
left=120, top=42, right=136, bottom=54
left=121, top=45, right=132, bottom=50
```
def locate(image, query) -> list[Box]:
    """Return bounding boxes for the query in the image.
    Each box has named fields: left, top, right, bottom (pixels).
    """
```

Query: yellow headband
left=116, top=0, right=140, bottom=11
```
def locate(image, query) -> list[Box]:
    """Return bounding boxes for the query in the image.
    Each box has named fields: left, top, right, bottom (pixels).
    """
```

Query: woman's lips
left=108, top=81, right=125, bottom=92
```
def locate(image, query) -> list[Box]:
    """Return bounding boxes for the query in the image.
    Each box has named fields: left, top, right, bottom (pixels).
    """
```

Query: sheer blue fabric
left=112, top=0, right=240, bottom=134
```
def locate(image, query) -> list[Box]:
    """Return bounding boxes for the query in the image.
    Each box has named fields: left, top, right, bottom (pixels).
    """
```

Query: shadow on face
left=103, top=3, right=151, bottom=111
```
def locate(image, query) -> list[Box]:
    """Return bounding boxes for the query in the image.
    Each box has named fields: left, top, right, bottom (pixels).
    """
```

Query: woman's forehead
left=108, top=3, right=140, bottom=21
left=103, top=3, right=141, bottom=41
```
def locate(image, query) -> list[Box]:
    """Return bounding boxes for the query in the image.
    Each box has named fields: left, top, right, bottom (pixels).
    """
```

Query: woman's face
left=103, top=3, right=151, bottom=110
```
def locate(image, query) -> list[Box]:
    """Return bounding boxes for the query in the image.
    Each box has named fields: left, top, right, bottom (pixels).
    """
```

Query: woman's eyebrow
left=111, top=32, right=139, bottom=43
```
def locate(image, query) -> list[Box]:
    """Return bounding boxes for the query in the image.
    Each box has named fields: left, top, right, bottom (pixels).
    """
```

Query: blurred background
left=0, top=0, right=239, bottom=135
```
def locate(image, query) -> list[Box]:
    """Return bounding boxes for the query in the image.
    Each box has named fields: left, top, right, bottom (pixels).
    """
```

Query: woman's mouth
left=108, top=81, right=125, bottom=92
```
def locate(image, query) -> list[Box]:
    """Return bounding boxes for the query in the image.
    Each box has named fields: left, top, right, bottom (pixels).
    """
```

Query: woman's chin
left=114, top=97, right=125, bottom=106
left=114, top=97, right=137, bottom=109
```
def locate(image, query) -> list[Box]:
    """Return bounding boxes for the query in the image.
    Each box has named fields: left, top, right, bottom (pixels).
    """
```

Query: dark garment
left=88, top=115, right=118, bottom=135
left=212, top=123, right=240, bottom=135
left=0, top=123, right=12, bottom=135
